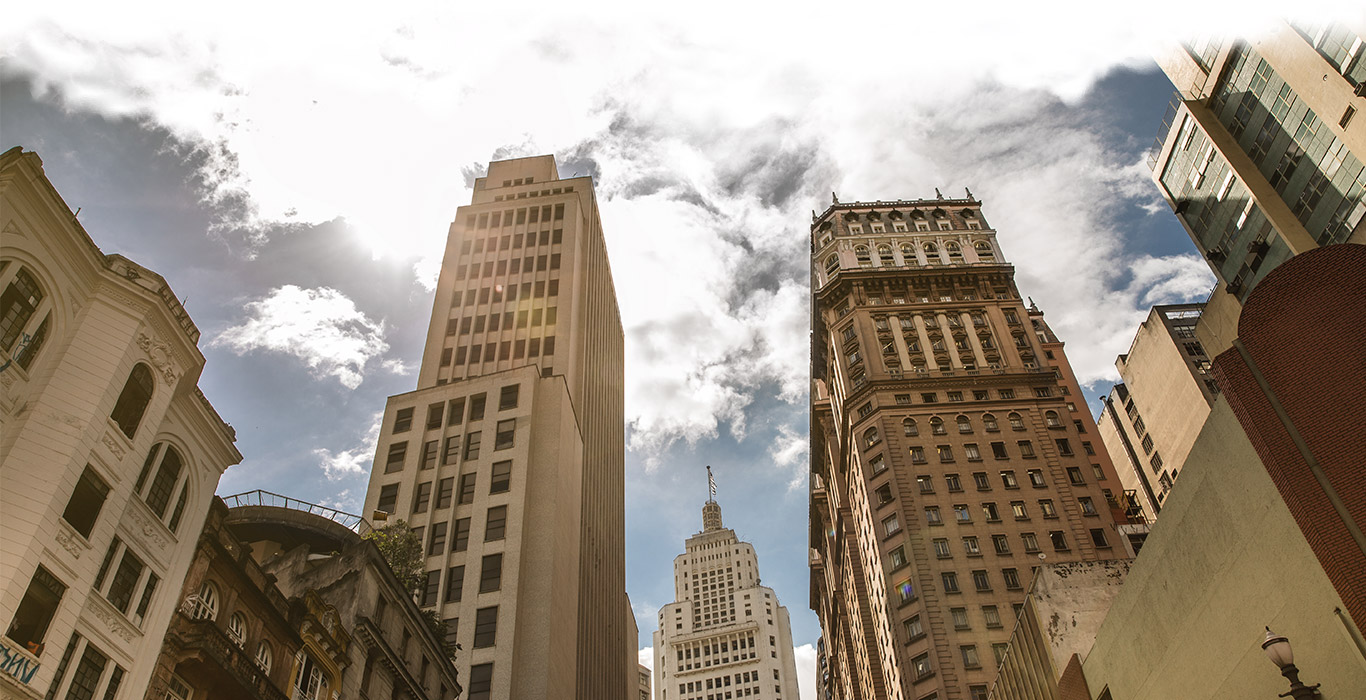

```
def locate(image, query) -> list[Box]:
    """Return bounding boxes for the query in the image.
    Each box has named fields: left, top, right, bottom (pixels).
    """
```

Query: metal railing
left=222, top=489, right=372, bottom=536
left=1147, top=92, right=1183, bottom=170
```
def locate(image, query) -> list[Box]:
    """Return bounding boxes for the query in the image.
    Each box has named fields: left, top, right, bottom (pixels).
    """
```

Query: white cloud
left=794, top=643, right=817, bottom=700
left=638, top=646, right=653, bottom=671
left=314, top=411, right=383, bottom=481
left=212, top=285, right=390, bottom=389
left=1, top=0, right=1351, bottom=458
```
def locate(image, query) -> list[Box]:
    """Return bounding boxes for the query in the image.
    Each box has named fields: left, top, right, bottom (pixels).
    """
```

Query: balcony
left=166, top=612, right=289, bottom=700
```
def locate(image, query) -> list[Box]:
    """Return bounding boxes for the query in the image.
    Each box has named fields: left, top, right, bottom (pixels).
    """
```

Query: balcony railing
left=222, top=489, right=371, bottom=536
left=169, top=612, right=289, bottom=700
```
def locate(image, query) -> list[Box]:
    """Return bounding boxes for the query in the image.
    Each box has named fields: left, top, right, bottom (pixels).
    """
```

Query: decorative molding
left=126, top=502, right=171, bottom=552
left=2, top=220, right=21, bottom=238
left=44, top=408, right=84, bottom=430
left=135, top=332, right=178, bottom=384
left=99, top=287, right=150, bottom=314
left=0, top=372, right=14, bottom=389
left=87, top=597, right=138, bottom=643
left=54, top=525, right=88, bottom=559
left=101, top=432, right=128, bottom=461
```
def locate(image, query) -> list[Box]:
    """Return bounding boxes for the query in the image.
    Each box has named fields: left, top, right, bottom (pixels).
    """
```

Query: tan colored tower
left=362, top=155, right=629, bottom=699
left=653, top=493, right=802, bottom=700
left=807, top=194, right=1134, bottom=700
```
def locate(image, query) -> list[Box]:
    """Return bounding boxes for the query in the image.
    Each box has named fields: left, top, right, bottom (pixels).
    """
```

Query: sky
left=3, top=3, right=1362, bottom=698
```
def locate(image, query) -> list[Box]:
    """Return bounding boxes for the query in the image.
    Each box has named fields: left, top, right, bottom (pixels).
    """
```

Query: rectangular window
left=1003, top=568, right=1022, bottom=589
left=494, top=419, right=516, bottom=450
left=106, top=548, right=145, bottom=614
left=435, top=478, right=453, bottom=510
left=464, top=431, right=482, bottom=460
left=1012, top=501, right=1028, bottom=520
left=66, top=643, right=110, bottom=700
left=972, top=472, right=991, bottom=490
left=982, top=502, right=1000, bottom=521
left=992, top=534, right=1010, bottom=554
left=1017, top=440, right=1035, bottom=458
left=951, top=607, right=969, bottom=630
left=941, top=572, right=960, bottom=593
left=1091, top=528, right=1111, bottom=548
left=933, top=538, right=951, bottom=558
left=393, top=407, right=414, bottom=433
left=983, top=605, right=1002, bottom=628
left=913, top=652, right=932, bottom=679
left=443, top=436, right=460, bottom=465
left=485, top=506, right=507, bottom=541
left=422, top=440, right=439, bottom=470
left=480, top=554, right=503, bottom=593
left=459, top=474, right=477, bottom=504
left=961, top=645, right=981, bottom=668
left=63, top=466, right=110, bottom=538
left=991, top=442, right=1008, bottom=459
left=972, top=570, right=991, bottom=591
left=421, top=570, right=441, bottom=607
left=909, top=446, right=926, bottom=463
left=385, top=443, right=408, bottom=473
left=937, top=445, right=954, bottom=463
left=452, top=518, right=471, bottom=552
left=5, top=565, right=66, bottom=651
left=1040, top=499, right=1057, bottom=517
left=377, top=485, right=399, bottom=515
left=413, top=482, right=432, bottom=513
left=473, top=607, right=498, bottom=648
left=964, top=444, right=981, bottom=461
left=1028, top=469, right=1046, bottom=488
left=426, top=403, right=444, bottom=429
left=1050, top=531, right=1069, bottom=550
left=469, top=394, right=486, bottom=421
left=1067, top=466, right=1085, bottom=485
left=445, top=566, right=465, bottom=603
left=489, top=460, right=512, bottom=494
left=953, top=504, right=971, bottom=523
left=499, top=385, right=519, bottom=410
left=882, top=513, right=901, bottom=536
left=945, top=473, right=962, bottom=491
left=428, top=522, right=447, bottom=556
left=1001, top=471, right=1018, bottom=488
left=925, top=506, right=942, bottom=525
left=904, top=615, right=923, bottom=639
left=1056, top=438, right=1074, bottom=456
left=447, top=398, right=466, bottom=426
left=962, top=536, right=981, bottom=555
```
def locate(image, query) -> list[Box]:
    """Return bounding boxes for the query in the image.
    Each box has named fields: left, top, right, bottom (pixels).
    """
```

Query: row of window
left=185, top=580, right=276, bottom=673
left=445, top=306, right=558, bottom=336
left=440, top=335, right=556, bottom=368
left=897, top=438, right=1087, bottom=464
left=419, top=551, right=505, bottom=607
left=881, top=496, right=1103, bottom=535
left=465, top=202, right=566, bottom=230
left=454, top=253, right=562, bottom=282
left=822, top=239, right=995, bottom=277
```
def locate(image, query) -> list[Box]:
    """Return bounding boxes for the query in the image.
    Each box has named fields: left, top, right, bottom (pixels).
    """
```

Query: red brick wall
left=1058, top=653, right=1092, bottom=700
left=1211, top=243, right=1366, bottom=628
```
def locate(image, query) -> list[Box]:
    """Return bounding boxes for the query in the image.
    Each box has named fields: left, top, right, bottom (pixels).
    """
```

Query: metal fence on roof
left=221, top=489, right=372, bottom=536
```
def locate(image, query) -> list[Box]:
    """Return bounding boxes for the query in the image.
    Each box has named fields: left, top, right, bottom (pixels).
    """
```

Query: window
left=863, top=427, right=880, bottom=448
left=447, top=398, right=465, bottom=426
left=992, top=534, right=1010, bottom=555
left=412, top=482, right=432, bottom=513
left=896, top=579, right=916, bottom=605
left=1012, top=502, right=1028, bottom=520
left=480, top=554, right=503, bottom=592
left=882, top=513, right=901, bottom=536
left=468, top=663, right=494, bottom=700
left=426, top=403, right=444, bottom=430
left=904, top=615, right=923, bottom=639
left=468, top=393, right=486, bottom=421
left=948, top=391, right=964, bottom=403
left=964, top=443, right=981, bottom=461
left=132, top=443, right=191, bottom=532
left=953, top=504, right=971, bottom=523
left=909, top=446, right=927, bottom=463
left=972, top=472, right=991, bottom=491
left=957, top=416, right=973, bottom=433
left=1044, top=410, right=1061, bottom=428
left=494, top=419, right=516, bottom=450
left=869, top=454, right=887, bottom=475
left=1, top=266, right=52, bottom=369
left=446, top=566, right=465, bottom=603
left=1008, top=412, right=1024, bottom=430
left=421, top=570, right=441, bottom=607
left=889, top=545, right=908, bottom=569
left=961, top=645, right=981, bottom=668
left=1091, top=528, right=1111, bottom=548
left=1050, top=531, right=1069, bottom=550
left=917, top=475, right=935, bottom=494
left=937, top=445, right=954, bottom=463
left=464, top=431, right=482, bottom=460
left=1017, top=440, right=1035, bottom=458
left=110, top=364, right=154, bottom=439
left=875, top=484, right=894, bottom=506
left=1028, top=469, right=1046, bottom=488
left=459, top=474, right=477, bottom=504
left=925, top=506, right=942, bottom=525
left=393, top=407, right=414, bottom=433
left=1039, top=499, right=1057, bottom=518
left=982, top=502, right=1000, bottom=521
left=941, top=572, right=960, bottom=593
left=971, top=686, right=990, bottom=700
left=951, top=607, right=970, bottom=629
left=913, top=652, right=932, bottom=679
left=1079, top=497, right=1097, bottom=516
left=499, top=384, right=519, bottom=410
left=962, top=536, right=981, bottom=556
left=1003, top=568, right=1022, bottom=589
left=1000, top=471, right=1018, bottom=489
left=989, top=442, right=1008, bottom=460
left=945, top=473, right=963, bottom=492
left=1056, top=438, right=1074, bottom=456
left=428, top=522, right=447, bottom=555
left=929, top=417, right=946, bottom=435
left=452, top=518, right=471, bottom=552
left=473, top=607, right=498, bottom=648
left=421, top=440, right=438, bottom=470
left=62, top=466, right=110, bottom=539
left=485, top=506, right=507, bottom=541
left=490, top=460, right=512, bottom=494
left=376, top=484, right=399, bottom=515
left=255, top=641, right=273, bottom=673
left=933, top=538, right=952, bottom=558
left=443, top=436, right=460, bottom=465
left=1066, top=466, right=1085, bottom=485
left=5, top=565, right=66, bottom=653
left=902, top=418, right=919, bottom=436
left=386, top=443, right=408, bottom=473
left=971, top=569, right=991, bottom=591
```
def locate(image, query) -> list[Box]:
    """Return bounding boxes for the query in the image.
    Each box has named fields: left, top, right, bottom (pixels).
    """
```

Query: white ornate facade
left=0, top=148, right=240, bottom=699
left=652, top=499, right=801, bottom=700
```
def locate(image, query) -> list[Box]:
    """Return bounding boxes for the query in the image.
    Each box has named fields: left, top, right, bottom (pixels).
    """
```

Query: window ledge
left=54, top=519, right=94, bottom=560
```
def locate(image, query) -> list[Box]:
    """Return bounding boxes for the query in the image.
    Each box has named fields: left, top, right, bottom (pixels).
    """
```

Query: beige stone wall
left=1080, top=401, right=1366, bottom=699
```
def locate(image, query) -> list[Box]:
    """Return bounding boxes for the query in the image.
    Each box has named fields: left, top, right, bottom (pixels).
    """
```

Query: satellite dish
left=1038, top=553, right=1047, bottom=560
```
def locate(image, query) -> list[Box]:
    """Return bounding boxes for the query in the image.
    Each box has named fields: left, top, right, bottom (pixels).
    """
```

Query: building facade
left=1, top=148, right=240, bottom=699
left=1094, top=304, right=1217, bottom=520
left=807, top=194, right=1135, bottom=700
left=1147, top=21, right=1366, bottom=353
left=652, top=499, right=801, bottom=700
left=639, top=663, right=652, bottom=700
left=361, top=155, right=632, bottom=699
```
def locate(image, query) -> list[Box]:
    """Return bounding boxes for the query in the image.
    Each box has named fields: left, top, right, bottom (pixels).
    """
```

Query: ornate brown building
left=807, top=194, right=1135, bottom=700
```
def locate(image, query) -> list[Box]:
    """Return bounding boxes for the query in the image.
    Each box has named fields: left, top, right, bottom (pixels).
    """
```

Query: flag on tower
left=707, top=465, right=717, bottom=500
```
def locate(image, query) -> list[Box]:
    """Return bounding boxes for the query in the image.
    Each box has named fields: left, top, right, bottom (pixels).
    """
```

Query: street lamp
left=1262, top=627, right=1321, bottom=699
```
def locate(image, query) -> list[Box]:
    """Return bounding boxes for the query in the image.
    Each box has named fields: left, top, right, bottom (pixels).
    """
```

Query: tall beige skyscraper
left=807, top=194, right=1136, bottom=700
left=362, top=155, right=631, bottom=699
left=652, top=493, right=801, bottom=700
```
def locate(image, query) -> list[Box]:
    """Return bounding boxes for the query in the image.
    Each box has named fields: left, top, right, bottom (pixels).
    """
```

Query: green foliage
left=364, top=521, right=459, bottom=662
left=363, top=520, right=424, bottom=595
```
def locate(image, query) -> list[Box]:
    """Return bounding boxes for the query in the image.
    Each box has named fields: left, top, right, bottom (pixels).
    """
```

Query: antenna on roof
left=965, top=187, right=974, bottom=199
left=934, top=188, right=943, bottom=199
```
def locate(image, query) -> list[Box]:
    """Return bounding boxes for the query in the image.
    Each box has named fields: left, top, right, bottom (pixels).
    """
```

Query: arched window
left=134, top=443, right=192, bottom=533
left=930, top=417, right=946, bottom=435
left=855, top=246, right=872, bottom=267
left=876, top=244, right=893, bottom=265
left=975, top=241, right=996, bottom=261
left=1008, top=412, right=1025, bottom=431
left=982, top=413, right=999, bottom=431
left=903, top=418, right=919, bottom=436
left=1, top=265, right=53, bottom=372
left=1044, top=410, right=1062, bottom=428
left=863, top=427, right=880, bottom=448
left=255, top=641, right=273, bottom=673
left=946, top=242, right=963, bottom=264
left=922, top=242, right=939, bottom=264
left=228, top=612, right=246, bottom=646
left=900, top=243, right=917, bottom=266
left=111, top=363, right=154, bottom=439
left=191, top=581, right=219, bottom=620
left=825, top=254, right=840, bottom=275
left=957, top=415, right=973, bottom=434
